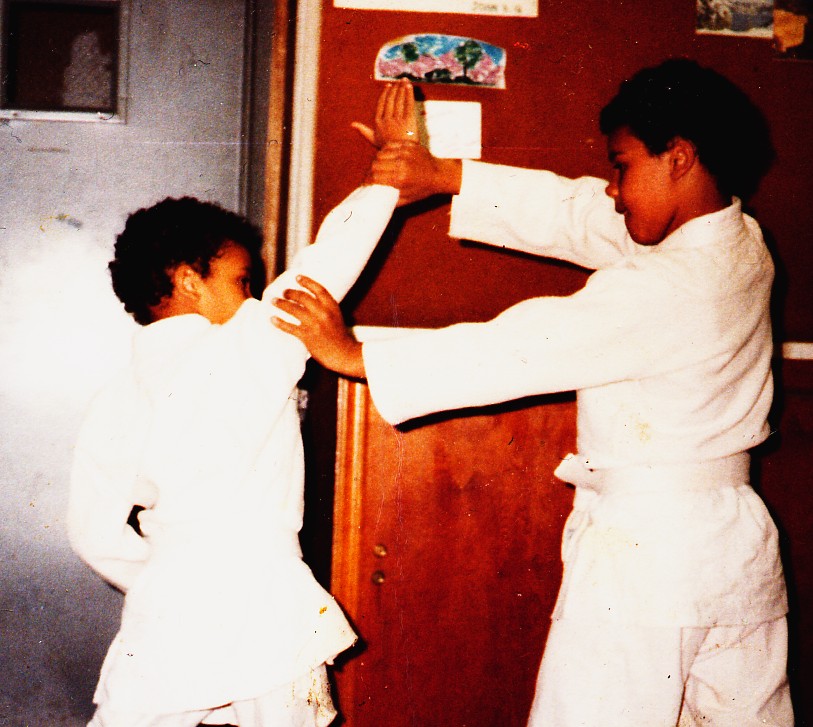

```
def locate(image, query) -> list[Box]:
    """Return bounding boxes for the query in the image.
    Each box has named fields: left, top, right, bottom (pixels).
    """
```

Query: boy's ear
left=667, top=137, right=698, bottom=181
left=172, top=264, right=203, bottom=301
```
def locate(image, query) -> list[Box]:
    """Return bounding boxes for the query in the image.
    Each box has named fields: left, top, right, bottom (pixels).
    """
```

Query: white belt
left=554, top=452, right=751, bottom=495
left=143, top=520, right=303, bottom=559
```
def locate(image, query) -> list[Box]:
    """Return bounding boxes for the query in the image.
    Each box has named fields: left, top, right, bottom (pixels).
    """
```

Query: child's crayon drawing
left=375, top=34, right=506, bottom=88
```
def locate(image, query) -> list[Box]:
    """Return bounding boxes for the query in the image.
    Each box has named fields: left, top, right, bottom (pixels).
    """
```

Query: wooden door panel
left=332, top=380, right=576, bottom=726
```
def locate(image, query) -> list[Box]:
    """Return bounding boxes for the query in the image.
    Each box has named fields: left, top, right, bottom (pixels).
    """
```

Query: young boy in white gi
left=272, top=61, right=793, bottom=725
left=67, top=83, right=415, bottom=727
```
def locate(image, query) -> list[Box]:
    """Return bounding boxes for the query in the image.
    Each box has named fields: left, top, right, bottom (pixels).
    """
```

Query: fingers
left=274, top=289, right=311, bottom=309
left=390, top=80, right=411, bottom=123
left=375, top=83, right=391, bottom=126
left=294, top=275, right=331, bottom=300
left=371, top=141, right=420, bottom=173
left=271, top=315, right=299, bottom=335
left=369, top=141, right=424, bottom=184
left=369, top=160, right=406, bottom=189
left=377, top=81, right=407, bottom=123
left=354, top=79, right=413, bottom=147
left=376, top=140, right=420, bottom=158
left=351, top=122, right=377, bottom=147
left=395, top=79, right=414, bottom=121
left=271, top=296, right=306, bottom=326
left=271, top=277, right=338, bottom=326
left=374, top=80, right=417, bottom=144
left=273, top=277, right=331, bottom=307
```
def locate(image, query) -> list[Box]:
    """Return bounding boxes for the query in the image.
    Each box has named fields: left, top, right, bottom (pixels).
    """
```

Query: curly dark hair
left=109, top=197, right=266, bottom=325
left=599, top=58, right=774, bottom=202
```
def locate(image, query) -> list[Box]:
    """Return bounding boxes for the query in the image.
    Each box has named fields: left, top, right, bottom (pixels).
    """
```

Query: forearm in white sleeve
left=361, top=305, right=586, bottom=426
left=67, top=451, right=150, bottom=593
left=449, top=160, right=636, bottom=270
left=232, top=185, right=398, bottom=406
left=362, top=265, right=680, bottom=425
left=264, top=184, right=398, bottom=303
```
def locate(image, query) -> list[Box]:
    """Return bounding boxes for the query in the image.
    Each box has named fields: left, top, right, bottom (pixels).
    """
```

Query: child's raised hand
left=272, top=277, right=365, bottom=379
left=352, top=79, right=418, bottom=148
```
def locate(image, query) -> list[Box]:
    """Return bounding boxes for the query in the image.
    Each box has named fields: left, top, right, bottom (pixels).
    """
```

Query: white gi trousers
left=527, top=454, right=792, bottom=726
left=529, top=617, right=792, bottom=726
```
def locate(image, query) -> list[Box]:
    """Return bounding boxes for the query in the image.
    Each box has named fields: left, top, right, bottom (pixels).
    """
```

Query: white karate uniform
left=360, top=161, right=791, bottom=725
left=68, top=185, right=398, bottom=725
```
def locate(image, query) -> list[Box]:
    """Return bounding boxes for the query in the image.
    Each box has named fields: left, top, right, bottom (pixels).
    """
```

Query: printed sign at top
left=334, top=0, right=538, bottom=17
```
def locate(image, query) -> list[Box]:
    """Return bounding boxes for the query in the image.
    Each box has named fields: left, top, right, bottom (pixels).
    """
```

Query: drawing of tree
left=399, top=42, right=420, bottom=64
left=454, top=40, right=483, bottom=80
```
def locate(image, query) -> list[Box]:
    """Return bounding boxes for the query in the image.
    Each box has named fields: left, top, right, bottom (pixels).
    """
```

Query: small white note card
left=335, top=0, right=537, bottom=17
left=420, top=101, right=482, bottom=159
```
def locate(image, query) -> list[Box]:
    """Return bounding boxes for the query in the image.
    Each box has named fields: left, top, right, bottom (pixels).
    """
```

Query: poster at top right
left=695, top=0, right=774, bottom=37
left=773, top=0, right=813, bottom=59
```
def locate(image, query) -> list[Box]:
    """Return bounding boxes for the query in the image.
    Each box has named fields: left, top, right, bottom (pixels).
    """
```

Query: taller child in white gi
left=273, top=62, right=793, bottom=726
left=68, top=83, right=415, bottom=727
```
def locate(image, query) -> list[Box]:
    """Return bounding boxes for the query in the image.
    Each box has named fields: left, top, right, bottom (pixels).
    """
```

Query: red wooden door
left=330, top=381, right=576, bottom=726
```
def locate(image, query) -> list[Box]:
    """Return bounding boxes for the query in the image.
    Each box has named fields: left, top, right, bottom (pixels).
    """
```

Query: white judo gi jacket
left=362, top=161, right=787, bottom=628
left=68, top=185, right=398, bottom=714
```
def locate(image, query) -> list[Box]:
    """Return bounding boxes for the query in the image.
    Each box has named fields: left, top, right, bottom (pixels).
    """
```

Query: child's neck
left=676, top=171, right=731, bottom=229
left=149, top=296, right=202, bottom=323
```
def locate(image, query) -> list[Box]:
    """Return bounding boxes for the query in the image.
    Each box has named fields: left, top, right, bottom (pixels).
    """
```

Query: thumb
left=351, top=122, right=378, bottom=147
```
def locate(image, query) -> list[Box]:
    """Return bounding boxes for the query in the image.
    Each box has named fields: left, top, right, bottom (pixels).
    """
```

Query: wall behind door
left=0, top=2, right=252, bottom=723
